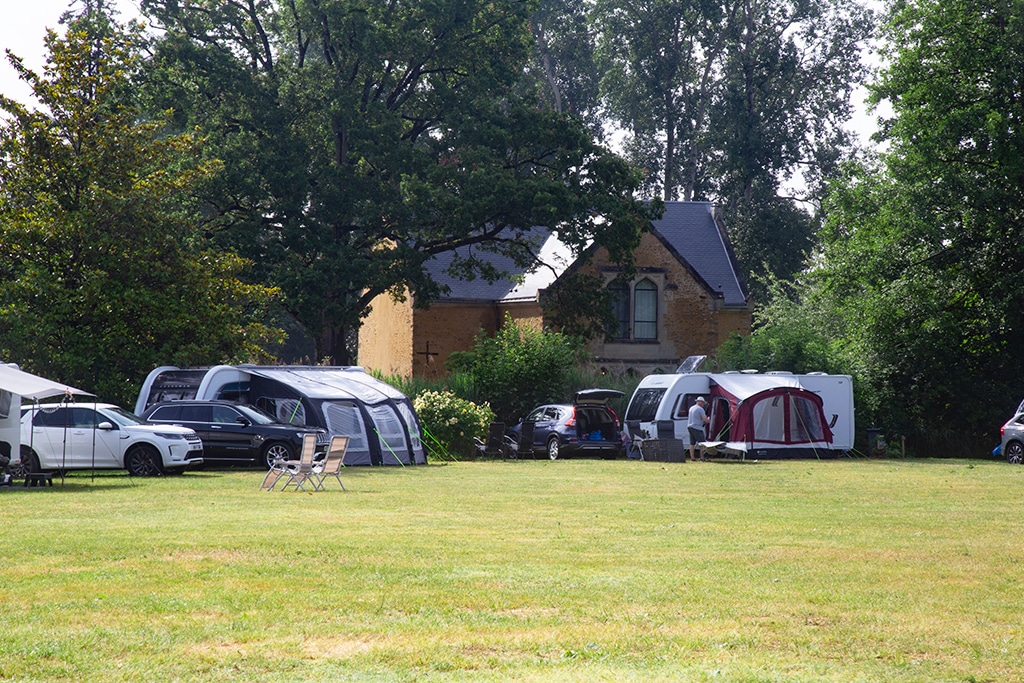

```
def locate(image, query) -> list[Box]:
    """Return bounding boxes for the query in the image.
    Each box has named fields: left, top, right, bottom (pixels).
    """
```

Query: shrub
left=413, top=390, right=494, bottom=460
left=456, top=315, right=585, bottom=424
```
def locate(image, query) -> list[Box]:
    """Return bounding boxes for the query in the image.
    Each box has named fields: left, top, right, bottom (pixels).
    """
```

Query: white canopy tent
left=0, top=364, right=93, bottom=400
left=1, top=364, right=92, bottom=476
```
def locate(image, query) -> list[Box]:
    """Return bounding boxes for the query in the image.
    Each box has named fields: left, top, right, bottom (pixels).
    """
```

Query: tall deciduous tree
left=140, top=0, right=654, bottom=364
left=0, top=6, right=278, bottom=405
left=595, top=0, right=872, bottom=290
left=729, top=0, right=1024, bottom=449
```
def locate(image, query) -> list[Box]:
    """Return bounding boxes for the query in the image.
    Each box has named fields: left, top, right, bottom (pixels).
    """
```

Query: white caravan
left=623, top=371, right=854, bottom=457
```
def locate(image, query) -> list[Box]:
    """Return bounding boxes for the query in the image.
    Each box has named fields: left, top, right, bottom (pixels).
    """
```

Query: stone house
left=357, top=201, right=752, bottom=378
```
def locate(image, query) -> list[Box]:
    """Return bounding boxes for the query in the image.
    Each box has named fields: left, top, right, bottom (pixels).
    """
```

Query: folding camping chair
left=277, top=433, right=319, bottom=492
left=504, top=421, right=535, bottom=460
left=311, top=435, right=349, bottom=491
left=473, top=422, right=505, bottom=459
left=260, top=466, right=287, bottom=491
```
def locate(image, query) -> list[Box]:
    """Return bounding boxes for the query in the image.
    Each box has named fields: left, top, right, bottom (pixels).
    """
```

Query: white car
left=1000, top=400, right=1024, bottom=464
left=17, top=402, right=203, bottom=476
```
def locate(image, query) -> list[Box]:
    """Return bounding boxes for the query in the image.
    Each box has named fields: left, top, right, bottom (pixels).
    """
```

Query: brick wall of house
left=409, top=300, right=545, bottom=377
left=571, top=232, right=752, bottom=374
left=357, top=292, right=415, bottom=377
left=359, top=229, right=751, bottom=379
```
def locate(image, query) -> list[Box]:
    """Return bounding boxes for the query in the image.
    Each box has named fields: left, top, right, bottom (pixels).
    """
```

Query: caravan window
left=215, top=382, right=250, bottom=403
left=625, top=388, right=666, bottom=422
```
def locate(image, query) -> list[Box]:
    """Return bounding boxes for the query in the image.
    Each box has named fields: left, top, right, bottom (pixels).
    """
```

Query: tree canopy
left=726, top=0, right=1024, bottom=450
left=0, top=7, right=278, bottom=405
left=139, top=0, right=656, bottom=364
left=594, top=0, right=873, bottom=292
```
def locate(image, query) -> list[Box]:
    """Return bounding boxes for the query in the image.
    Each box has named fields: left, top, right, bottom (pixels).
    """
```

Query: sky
left=0, top=0, right=141, bottom=106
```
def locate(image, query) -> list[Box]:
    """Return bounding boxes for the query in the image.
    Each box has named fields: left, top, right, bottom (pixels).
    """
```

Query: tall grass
left=1, top=458, right=1021, bottom=682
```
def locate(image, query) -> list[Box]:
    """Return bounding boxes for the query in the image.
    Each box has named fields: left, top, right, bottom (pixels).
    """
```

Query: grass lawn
left=1, top=457, right=1021, bottom=682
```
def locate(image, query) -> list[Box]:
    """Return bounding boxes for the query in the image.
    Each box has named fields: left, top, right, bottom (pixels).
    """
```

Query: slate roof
left=422, top=201, right=749, bottom=307
left=651, top=201, right=749, bottom=307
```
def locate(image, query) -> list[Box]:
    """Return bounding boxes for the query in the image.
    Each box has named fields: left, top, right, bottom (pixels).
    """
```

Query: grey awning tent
left=0, top=364, right=92, bottom=400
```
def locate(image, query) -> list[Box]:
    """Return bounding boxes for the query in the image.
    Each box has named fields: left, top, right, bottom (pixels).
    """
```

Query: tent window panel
left=790, top=396, right=826, bottom=441
left=368, top=404, right=408, bottom=465
left=395, top=400, right=423, bottom=456
left=633, top=279, right=658, bottom=339
left=257, top=397, right=307, bottom=426
left=751, top=396, right=786, bottom=441
left=323, top=402, right=370, bottom=459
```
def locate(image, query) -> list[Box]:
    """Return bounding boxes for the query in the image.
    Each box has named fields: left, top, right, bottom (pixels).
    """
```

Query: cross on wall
left=416, top=341, right=439, bottom=365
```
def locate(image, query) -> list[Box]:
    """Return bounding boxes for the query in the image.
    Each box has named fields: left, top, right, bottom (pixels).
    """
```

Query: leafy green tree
left=735, top=0, right=1024, bottom=450
left=449, top=315, right=585, bottom=424
left=139, top=0, right=654, bottom=364
left=525, top=0, right=603, bottom=131
left=0, top=7, right=278, bottom=405
left=595, top=0, right=872, bottom=289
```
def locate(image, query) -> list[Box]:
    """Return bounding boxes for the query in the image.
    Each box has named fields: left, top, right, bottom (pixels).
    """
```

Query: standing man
left=687, top=397, right=710, bottom=461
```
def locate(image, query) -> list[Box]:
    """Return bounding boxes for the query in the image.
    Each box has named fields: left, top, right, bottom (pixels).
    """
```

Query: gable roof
left=422, top=201, right=749, bottom=306
left=650, top=201, right=749, bottom=307
left=421, top=227, right=573, bottom=303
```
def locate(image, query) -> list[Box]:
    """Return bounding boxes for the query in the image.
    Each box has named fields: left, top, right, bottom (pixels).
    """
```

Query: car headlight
left=153, top=432, right=184, bottom=440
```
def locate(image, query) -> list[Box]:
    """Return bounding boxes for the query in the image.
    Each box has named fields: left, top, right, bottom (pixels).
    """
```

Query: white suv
left=1000, top=399, right=1024, bottom=464
left=17, top=402, right=203, bottom=476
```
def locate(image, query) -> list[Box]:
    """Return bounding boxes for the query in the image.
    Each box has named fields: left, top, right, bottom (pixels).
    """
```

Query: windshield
left=102, top=406, right=147, bottom=426
left=235, top=404, right=279, bottom=425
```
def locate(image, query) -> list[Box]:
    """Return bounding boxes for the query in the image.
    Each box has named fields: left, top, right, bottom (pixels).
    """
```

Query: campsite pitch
left=0, top=458, right=1021, bottom=682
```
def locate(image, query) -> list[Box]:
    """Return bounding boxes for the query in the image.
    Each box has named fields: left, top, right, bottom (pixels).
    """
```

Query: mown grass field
left=1, top=457, right=1021, bottom=682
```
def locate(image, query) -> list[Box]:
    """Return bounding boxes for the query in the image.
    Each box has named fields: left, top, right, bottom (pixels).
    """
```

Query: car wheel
left=262, top=442, right=295, bottom=469
left=9, top=447, right=40, bottom=478
left=125, top=445, right=162, bottom=477
left=547, top=437, right=560, bottom=460
left=1006, top=441, right=1024, bottom=464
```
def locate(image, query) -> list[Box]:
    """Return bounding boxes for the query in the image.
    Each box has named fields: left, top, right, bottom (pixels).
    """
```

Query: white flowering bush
left=414, top=390, right=494, bottom=460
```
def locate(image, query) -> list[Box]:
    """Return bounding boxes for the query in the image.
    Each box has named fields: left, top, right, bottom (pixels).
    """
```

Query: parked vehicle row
left=12, top=400, right=327, bottom=477
left=141, top=400, right=327, bottom=468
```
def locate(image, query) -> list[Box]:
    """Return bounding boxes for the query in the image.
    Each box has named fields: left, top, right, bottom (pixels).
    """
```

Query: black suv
left=141, top=400, right=327, bottom=468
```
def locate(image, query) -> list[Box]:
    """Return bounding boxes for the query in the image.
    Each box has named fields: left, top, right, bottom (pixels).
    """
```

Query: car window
left=148, top=405, right=179, bottom=421
left=32, top=407, right=70, bottom=427
left=212, top=405, right=241, bottom=423
left=178, top=405, right=212, bottom=422
left=547, top=407, right=565, bottom=421
left=71, top=408, right=103, bottom=428
left=235, top=404, right=278, bottom=425
left=526, top=407, right=547, bottom=422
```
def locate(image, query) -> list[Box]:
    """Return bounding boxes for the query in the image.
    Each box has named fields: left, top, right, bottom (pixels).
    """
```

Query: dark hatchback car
left=508, top=389, right=625, bottom=460
left=141, top=400, right=327, bottom=468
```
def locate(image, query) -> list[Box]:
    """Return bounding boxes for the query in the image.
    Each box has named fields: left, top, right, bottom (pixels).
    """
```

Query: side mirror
left=97, top=421, right=115, bottom=430
left=235, top=417, right=251, bottom=427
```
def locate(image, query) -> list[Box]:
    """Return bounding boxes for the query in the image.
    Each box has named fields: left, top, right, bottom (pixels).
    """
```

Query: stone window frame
left=603, top=271, right=665, bottom=342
